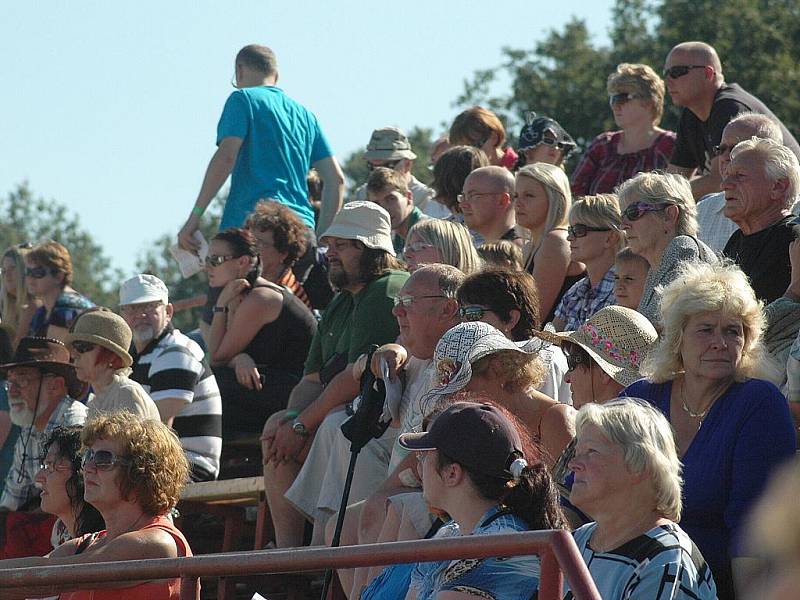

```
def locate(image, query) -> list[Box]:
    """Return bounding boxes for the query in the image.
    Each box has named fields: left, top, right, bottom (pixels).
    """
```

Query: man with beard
left=262, top=201, right=408, bottom=547
left=0, top=337, right=86, bottom=557
left=118, top=274, right=222, bottom=481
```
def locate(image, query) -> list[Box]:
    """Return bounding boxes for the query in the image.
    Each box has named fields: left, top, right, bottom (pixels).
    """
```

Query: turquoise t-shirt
left=216, top=86, right=333, bottom=230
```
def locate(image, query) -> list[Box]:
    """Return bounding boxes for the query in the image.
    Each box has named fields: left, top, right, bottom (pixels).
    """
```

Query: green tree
left=341, top=126, right=435, bottom=197
left=0, top=182, right=124, bottom=307
left=135, top=198, right=223, bottom=332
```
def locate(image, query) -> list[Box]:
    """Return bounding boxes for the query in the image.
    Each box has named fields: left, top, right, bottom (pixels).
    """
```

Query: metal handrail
left=0, top=530, right=601, bottom=600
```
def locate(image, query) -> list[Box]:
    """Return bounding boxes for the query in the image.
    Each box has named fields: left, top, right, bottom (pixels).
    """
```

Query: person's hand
left=178, top=215, right=201, bottom=253
left=218, top=278, right=251, bottom=307
left=231, top=353, right=262, bottom=390
left=268, top=420, right=308, bottom=464
left=369, top=344, right=408, bottom=381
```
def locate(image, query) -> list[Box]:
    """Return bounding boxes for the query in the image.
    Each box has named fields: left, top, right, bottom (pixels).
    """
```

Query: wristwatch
left=291, top=418, right=309, bottom=437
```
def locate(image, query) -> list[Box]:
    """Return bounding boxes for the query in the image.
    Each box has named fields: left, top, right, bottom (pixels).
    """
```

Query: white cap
left=320, top=201, right=395, bottom=256
left=119, top=274, right=170, bottom=306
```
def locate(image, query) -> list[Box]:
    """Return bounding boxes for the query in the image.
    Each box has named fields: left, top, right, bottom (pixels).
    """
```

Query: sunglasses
left=662, top=65, right=706, bottom=79
left=366, top=160, right=400, bottom=172
left=712, top=143, right=735, bottom=157
left=25, top=266, right=55, bottom=279
left=393, top=294, right=447, bottom=308
left=609, top=93, right=642, bottom=106
left=204, top=254, right=238, bottom=268
left=565, top=351, right=590, bottom=372
left=71, top=341, right=97, bottom=354
left=459, top=306, right=492, bottom=321
left=81, top=448, right=130, bottom=472
left=568, top=224, right=611, bottom=238
left=622, top=201, right=673, bottom=222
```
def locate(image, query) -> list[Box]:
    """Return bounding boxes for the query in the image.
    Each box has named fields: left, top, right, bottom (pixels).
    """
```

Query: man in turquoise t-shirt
left=178, top=44, right=345, bottom=252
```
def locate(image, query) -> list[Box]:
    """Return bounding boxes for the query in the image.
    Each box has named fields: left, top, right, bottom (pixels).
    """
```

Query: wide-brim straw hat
left=64, top=308, right=133, bottom=368
left=535, top=305, right=658, bottom=387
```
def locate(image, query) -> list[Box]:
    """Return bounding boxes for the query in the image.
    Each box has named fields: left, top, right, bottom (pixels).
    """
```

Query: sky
left=0, top=1, right=615, bottom=276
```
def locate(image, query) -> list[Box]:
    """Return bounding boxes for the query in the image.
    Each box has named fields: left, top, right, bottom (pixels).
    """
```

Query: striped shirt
left=130, top=326, right=222, bottom=480
left=564, top=522, right=717, bottom=600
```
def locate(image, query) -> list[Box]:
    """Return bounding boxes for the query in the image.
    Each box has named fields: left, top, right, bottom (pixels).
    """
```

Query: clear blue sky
left=0, top=1, right=614, bottom=276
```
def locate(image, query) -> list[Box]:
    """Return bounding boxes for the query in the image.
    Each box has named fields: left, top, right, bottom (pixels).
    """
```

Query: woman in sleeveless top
left=206, top=228, right=317, bottom=436
left=514, top=163, right=585, bottom=325
left=0, top=412, right=198, bottom=600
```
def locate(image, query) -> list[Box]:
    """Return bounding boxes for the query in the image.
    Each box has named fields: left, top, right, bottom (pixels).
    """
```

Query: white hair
left=616, top=171, right=697, bottom=237
left=730, top=137, right=800, bottom=208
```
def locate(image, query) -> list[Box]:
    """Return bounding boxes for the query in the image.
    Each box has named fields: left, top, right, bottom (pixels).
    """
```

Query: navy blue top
left=623, top=378, right=796, bottom=598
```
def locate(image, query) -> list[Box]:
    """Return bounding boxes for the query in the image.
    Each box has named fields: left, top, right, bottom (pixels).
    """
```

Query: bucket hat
left=65, top=308, right=133, bottom=368
left=320, top=201, right=396, bottom=256
left=363, top=127, right=417, bottom=161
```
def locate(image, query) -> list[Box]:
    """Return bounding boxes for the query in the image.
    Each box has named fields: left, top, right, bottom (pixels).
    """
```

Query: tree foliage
left=0, top=182, right=124, bottom=308
left=341, top=126, right=435, bottom=197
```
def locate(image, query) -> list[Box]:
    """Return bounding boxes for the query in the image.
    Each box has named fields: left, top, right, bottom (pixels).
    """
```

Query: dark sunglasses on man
left=366, top=160, right=400, bottom=172
left=662, top=65, right=706, bottom=79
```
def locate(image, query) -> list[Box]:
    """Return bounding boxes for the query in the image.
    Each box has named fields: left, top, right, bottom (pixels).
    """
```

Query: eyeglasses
left=662, top=65, right=706, bottom=79
left=39, top=460, right=73, bottom=475
left=25, top=266, right=55, bottom=279
left=81, top=448, right=130, bottom=472
left=404, top=241, right=434, bottom=254
left=456, top=191, right=499, bottom=204
left=621, top=201, right=673, bottom=222
left=520, top=130, right=568, bottom=152
left=567, top=224, right=612, bottom=238
left=120, top=301, right=164, bottom=317
left=565, top=351, right=591, bottom=372
left=71, top=341, right=97, bottom=354
left=459, top=306, right=492, bottom=321
left=204, top=254, right=238, bottom=268
left=712, top=143, right=735, bottom=157
left=393, top=294, right=447, bottom=308
left=609, top=93, right=642, bottom=106
left=366, top=160, right=400, bottom=172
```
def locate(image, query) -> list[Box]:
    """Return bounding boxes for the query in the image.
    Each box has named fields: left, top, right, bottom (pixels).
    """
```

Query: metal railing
left=0, top=530, right=601, bottom=600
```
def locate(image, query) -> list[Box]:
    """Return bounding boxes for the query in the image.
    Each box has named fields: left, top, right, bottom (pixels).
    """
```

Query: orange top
left=59, top=515, right=198, bottom=600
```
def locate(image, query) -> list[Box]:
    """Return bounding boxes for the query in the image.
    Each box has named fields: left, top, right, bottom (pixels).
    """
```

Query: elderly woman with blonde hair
left=514, top=163, right=585, bottom=324
left=624, top=261, right=796, bottom=600
left=617, top=170, right=717, bottom=324
left=553, top=193, right=624, bottom=331
left=571, top=63, right=676, bottom=195
left=565, top=398, right=717, bottom=599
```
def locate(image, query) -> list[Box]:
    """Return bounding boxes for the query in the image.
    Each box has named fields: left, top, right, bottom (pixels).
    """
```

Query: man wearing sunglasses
left=352, top=127, right=440, bottom=218
left=178, top=43, right=345, bottom=255
left=665, top=41, right=800, bottom=200
left=0, top=337, right=86, bottom=557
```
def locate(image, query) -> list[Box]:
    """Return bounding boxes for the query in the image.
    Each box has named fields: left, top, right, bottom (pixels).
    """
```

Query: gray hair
left=575, top=398, right=683, bottom=521
left=616, top=171, right=697, bottom=237
left=412, top=263, right=465, bottom=298
left=730, top=137, right=800, bottom=208
left=727, top=112, right=782, bottom=143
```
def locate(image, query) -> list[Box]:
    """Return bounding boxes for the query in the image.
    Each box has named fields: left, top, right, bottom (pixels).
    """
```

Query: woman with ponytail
left=206, top=228, right=317, bottom=437
left=395, top=401, right=566, bottom=600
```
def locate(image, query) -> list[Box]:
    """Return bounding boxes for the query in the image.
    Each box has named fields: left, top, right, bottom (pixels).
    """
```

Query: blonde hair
left=616, top=171, right=698, bottom=237
left=407, top=219, right=483, bottom=274
left=471, top=349, right=545, bottom=392
left=516, top=163, right=572, bottom=263
left=569, top=194, right=624, bottom=251
left=576, top=399, right=682, bottom=521
left=82, top=413, right=189, bottom=516
left=607, top=63, right=666, bottom=124
left=644, top=261, right=777, bottom=383
left=1, top=244, right=34, bottom=335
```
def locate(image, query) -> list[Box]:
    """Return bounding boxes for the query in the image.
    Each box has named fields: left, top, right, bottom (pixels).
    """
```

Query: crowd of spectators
left=1, top=39, right=800, bottom=599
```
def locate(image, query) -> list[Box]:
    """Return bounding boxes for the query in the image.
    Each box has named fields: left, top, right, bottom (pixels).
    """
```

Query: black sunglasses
left=71, top=341, right=97, bottom=354
left=204, top=254, right=239, bottom=268
left=622, top=201, right=673, bottom=222
left=459, top=306, right=491, bottom=321
left=662, top=65, right=706, bottom=79
left=81, top=448, right=130, bottom=471
left=25, top=266, right=55, bottom=279
left=366, top=160, right=400, bottom=172
left=568, top=224, right=611, bottom=238
left=609, top=93, right=641, bottom=106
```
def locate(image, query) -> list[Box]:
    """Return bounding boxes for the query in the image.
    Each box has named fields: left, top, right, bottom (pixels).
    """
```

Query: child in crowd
left=612, top=248, right=649, bottom=310
left=477, top=240, right=524, bottom=270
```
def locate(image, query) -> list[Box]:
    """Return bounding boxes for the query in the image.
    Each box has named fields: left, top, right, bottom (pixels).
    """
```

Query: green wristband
left=191, top=205, right=205, bottom=217
left=285, top=409, right=300, bottom=420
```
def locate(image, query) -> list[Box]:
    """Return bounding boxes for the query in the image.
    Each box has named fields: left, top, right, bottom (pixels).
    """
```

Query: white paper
left=169, top=231, right=209, bottom=278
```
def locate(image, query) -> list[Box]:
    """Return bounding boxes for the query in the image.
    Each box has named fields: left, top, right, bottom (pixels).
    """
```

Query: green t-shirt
left=304, top=269, right=409, bottom=375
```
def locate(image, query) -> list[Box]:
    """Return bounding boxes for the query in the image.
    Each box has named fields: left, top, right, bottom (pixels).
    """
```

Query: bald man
left=665, top=41, right=800, bottom=199
left=459, top=166, right=523, bottom=246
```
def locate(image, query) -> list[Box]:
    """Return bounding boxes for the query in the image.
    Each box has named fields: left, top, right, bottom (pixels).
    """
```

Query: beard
left=328, top=262, right=353, bottom=289
left=131, top=325, right=156, bottom=346
left=8, top=397, right=35, bottom=427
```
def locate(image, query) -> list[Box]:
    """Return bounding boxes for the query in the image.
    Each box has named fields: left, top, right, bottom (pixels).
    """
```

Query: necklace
left=680, top=379, right=711, bottom=423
